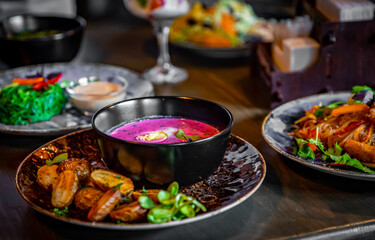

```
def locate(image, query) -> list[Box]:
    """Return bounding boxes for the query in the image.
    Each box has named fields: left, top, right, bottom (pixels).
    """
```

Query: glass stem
left=153, top=21, right=172, bottom=74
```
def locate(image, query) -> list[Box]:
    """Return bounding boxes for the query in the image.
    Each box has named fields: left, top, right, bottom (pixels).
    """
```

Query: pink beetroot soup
left=109, top=118, right=220, bottom=144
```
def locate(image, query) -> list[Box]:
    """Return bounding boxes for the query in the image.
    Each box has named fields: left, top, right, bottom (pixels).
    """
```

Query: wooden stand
left=253, top=0, right=375, bottom=109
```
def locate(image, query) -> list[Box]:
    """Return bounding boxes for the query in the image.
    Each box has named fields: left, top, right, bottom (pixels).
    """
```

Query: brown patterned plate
left=15, top=129, right=266, bottom=230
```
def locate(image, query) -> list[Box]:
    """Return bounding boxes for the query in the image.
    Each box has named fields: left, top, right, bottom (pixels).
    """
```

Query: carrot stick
left=12, top=77, right=44, bottom=85
left=330, top=104, right=370, bottom=117
left=203, top=36, right=232, bottom=47
left=220, top=13, right=236, bottom=36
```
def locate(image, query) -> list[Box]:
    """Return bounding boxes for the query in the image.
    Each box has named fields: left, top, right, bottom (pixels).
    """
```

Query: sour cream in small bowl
left=66, top=76, right=128, bottom=116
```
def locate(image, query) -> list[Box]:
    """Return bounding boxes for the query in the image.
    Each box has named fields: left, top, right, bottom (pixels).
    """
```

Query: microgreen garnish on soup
left=175, top=129, right=200, bottom=142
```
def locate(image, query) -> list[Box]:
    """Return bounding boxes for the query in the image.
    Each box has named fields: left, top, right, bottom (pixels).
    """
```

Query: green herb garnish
left=46, top=153, right=68, bottom=166
left=138, top=181, right=206, bottom=223
left=314, top=102, right=344, bottom=117
left=175, top=129, right=200, bottom=142
left=138, top=195, right=156, bottom=209
left=352, top=86, right=374, bottom=94
left=294, top=138, right=315, bottom=159
left=112, top=183, right=124, bottom=191
left=330, top=153, right=375, bottom=174
left=53, top=207, right=69, bottom=216
left=295, top=128, right=375, bottom=174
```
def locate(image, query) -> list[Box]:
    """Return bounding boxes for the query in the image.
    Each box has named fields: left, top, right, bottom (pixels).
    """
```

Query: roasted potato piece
left=109, top=201, right=147, bottom=222
left=57, top=158, right=90, bottom=183
left=132, top=189, right=160, bottom=203
left=87, top=189, right=121, bottom=221
left=52, top=170, right=80, bottom=208
left=74, top=187, right=104, bottom=212
left=90, top=169, right=134, bottom=196
left=36, top=164, right=59, bottom=191
left=344, top=139, right=375, bottom=163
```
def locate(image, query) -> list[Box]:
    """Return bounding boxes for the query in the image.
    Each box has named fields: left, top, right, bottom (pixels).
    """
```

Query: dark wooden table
left=2, top=16, right=375, bottom=240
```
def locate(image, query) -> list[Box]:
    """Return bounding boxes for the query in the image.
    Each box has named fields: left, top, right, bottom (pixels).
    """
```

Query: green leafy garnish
left=307, top=128, right=325, bottom=151
left=295, top=128, right=375, bottom=174
left=175, top=129, right=200, bottom=142
left=0, top=83, right=67, bottom=125
left=314, top=102, right=344, bottom=117
left=331, top=153, right=375, bottom=174
left=53, top=207, right=69, bottom=216
left=59, top=80, right=70, bottom=88
left=352, top=85, right=374, bottom=94
left=294, top=138, right=315, bottom=159
left=167, top=181, right=179, bottom=195
left=112, top=183, right=123, bottom=191
left=323, top=142, right=342, bottom=161
left=138, top=181, right=206, bottom=223
left=46, top=153, right=68, bottom=166
left=139, top=195, right=156, bottom=209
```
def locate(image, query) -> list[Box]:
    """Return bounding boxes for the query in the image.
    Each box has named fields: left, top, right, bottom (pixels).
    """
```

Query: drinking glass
left=124, top=0, right=190, bottom=84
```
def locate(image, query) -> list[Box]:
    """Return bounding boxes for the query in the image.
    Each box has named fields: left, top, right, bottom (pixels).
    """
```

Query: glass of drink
left=124, top=0, right=190, bottom=84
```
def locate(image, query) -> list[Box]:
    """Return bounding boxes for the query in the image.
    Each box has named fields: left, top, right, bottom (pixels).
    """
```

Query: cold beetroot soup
left=109, top=117, right=220, bottom=144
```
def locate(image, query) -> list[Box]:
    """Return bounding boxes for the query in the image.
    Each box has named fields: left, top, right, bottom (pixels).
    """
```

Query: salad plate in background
left=169, top=0, right=272, bottom=58
left=0, top=62, right=154, bottom=136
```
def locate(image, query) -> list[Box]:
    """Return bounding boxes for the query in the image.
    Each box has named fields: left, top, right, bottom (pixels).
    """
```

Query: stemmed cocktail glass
left=124, top=0, right=190, bottom=84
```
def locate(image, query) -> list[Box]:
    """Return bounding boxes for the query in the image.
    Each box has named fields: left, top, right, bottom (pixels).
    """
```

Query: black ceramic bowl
left=0, top=14, right=86, bottom=67
left=92, top=96, right=233, bottom=186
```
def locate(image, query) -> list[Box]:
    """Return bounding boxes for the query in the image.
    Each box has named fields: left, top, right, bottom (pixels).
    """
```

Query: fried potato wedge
left=36, top=164, right=59, bottom=191
left=87, top=189, right=121, bottom=222
left=90, top=169, right=134, bottom=196
left=109, top=201, right=147, bottom=222
left=344, top=139, right=375, bottom=163
left=57, top=158, right=90, bottom=183
left=51, top=170, right=80, bottom=208
left=74, top=187, right=104, bottom=212
left=132, top=189, right=161, bottom=203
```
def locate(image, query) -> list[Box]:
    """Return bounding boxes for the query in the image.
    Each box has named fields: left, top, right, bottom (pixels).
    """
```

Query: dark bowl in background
left=92, top=96, right=233, bottom=186
left=0, top=14, right=86, bottom=67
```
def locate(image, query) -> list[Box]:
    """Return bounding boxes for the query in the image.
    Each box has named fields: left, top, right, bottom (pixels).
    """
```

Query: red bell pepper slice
left=334, top=121, right=366, bottom=136
left=31, top=73, right=62, bottom=90
left=307, top=143, right=317, bottom=151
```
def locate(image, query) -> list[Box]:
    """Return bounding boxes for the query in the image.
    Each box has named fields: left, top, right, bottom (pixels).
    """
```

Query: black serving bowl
left=92, top=96, right=233, bottom=186
left=0, top=14, right=86, bottom=67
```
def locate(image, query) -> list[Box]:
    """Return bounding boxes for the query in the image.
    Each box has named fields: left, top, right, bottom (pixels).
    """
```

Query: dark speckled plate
left=15, top=129, right=266, bottom=230
left=0, top=62, right=154, bottom=136
left=171, top=42, right=253, bottom=58
left=262, top=91, right=375, bottom=181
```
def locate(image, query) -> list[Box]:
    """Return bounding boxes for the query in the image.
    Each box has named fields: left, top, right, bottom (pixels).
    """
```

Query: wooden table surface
left=2, top=17, right=375, bottom=240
